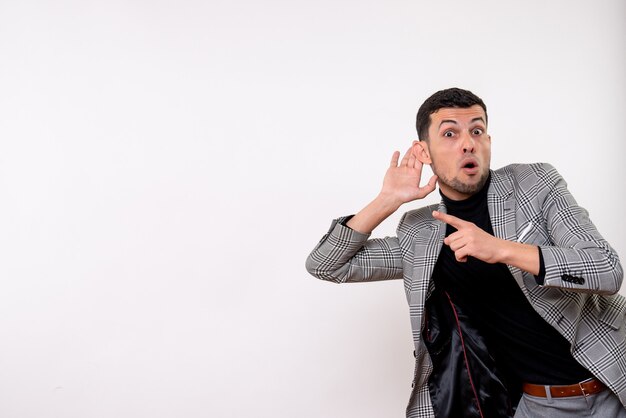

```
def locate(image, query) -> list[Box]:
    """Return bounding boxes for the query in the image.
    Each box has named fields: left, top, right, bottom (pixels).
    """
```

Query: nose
left=461, top=132, right=475, bottom=153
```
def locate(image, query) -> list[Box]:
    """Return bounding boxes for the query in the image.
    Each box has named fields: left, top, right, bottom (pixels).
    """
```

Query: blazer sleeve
left=537, top=164, right=623, bottom=294
left=305, top=216, right=403, bottom=283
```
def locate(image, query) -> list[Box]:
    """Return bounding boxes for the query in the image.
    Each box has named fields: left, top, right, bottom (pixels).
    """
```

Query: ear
left=412, top=140, right=432, bottom=165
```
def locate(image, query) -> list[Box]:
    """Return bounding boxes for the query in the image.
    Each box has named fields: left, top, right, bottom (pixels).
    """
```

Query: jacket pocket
left=517, top=221, right=551, bottom=246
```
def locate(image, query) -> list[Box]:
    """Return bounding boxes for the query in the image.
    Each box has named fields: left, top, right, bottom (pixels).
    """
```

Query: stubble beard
left=431, top=163, right=490, bottom=197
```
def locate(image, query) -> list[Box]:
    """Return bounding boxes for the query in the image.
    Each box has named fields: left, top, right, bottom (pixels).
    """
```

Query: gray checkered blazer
left=306, top=163, right=625, bottom=417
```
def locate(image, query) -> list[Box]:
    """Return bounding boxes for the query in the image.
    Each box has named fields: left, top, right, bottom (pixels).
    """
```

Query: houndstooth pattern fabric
left=305, top=163, right=625, bottom=417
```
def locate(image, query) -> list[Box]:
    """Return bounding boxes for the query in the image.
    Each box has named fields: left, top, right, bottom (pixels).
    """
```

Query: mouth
left=461, top=159, right=479, bottom=175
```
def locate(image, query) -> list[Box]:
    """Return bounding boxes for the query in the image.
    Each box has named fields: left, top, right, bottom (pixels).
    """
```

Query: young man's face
left=415, top=105, right=491, bottom=200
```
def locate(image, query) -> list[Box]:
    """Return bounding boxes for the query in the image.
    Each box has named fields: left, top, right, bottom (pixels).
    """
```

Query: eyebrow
left=439, top=117, right=486, bottom=128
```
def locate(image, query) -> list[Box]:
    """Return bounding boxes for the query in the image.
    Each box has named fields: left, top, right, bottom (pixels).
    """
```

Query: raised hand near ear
left=346, top=146, right=437, bottom=234
left=380, top=147, right=438, bottom=208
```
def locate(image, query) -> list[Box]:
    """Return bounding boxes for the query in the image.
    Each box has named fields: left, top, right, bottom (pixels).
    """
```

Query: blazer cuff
left=539, top=246, right=588, bottom=289
left=315, top=215, right=371, bottom=254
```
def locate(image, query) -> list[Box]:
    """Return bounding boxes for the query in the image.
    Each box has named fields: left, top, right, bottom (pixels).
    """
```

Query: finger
left=390, top=151, right=400, bottom=167
left=407, top=150, right=417, bottom=168
left=399, top=147, right=412, bottom=166
left=444, top=234, right=463, bottom=250
left=455, top=246, right=470, bottom=262
left=418, top=174, right=438, bottom=196
left=432, top=211, right=465, bottom=228
left=448, top=240, right=465, bottom=252
left=426, top=174, right=438, bottom=189
left=443, top=240, right=463, bottom=258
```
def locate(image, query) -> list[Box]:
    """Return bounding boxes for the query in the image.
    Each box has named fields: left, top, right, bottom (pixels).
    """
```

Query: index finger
left=432, top=211, right=465, bottom=228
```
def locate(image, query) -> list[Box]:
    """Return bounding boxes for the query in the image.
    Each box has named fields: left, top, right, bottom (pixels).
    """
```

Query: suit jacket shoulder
left=398, top=203, right=441, bottom=241
left=492, top=162, right=562, bottom=197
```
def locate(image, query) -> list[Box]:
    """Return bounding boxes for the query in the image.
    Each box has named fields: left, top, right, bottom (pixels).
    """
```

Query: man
left=305, top=88, right=625, bottom=417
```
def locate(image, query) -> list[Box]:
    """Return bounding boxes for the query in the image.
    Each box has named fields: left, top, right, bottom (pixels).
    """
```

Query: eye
left=443, top=130, right=454, bottom=138
left=472, top=128, right=484, bottom=135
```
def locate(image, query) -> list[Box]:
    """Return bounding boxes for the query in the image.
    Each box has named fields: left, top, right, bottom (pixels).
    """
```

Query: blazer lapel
left=488, top=170, right=516, bottom=241
left=423, top=201, right=446, bottom=301
left=488, top=170, right=527, bottom=291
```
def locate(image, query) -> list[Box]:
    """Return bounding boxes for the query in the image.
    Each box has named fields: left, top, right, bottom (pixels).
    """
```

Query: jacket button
left=562, top=274, right=585, bottom=285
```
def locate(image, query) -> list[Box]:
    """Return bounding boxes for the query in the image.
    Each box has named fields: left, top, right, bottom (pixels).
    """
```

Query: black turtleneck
left=432, top=174, right=591, bottom=385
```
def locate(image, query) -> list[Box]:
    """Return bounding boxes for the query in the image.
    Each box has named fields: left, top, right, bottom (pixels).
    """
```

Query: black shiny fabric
left=424, top=288, right=520, bottom=417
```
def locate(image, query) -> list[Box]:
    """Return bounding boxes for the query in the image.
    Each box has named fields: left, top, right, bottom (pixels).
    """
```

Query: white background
left=0, top=0, right=624, bottom=417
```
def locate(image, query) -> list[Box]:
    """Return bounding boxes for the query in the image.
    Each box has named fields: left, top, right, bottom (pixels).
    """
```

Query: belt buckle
left=578, top=381, right=588, bottom=397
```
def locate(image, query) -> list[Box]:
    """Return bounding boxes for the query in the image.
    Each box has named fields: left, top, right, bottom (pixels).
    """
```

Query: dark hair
left=416, top=88, right=487, bottom=141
